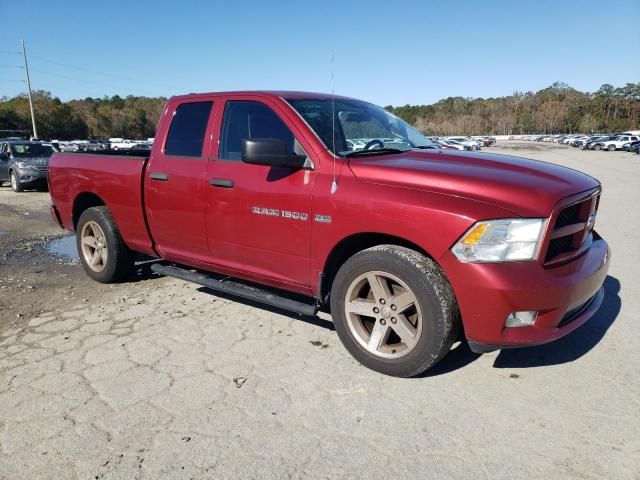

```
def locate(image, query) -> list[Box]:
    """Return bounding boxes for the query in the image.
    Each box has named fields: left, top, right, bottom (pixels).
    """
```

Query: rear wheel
left=330, top=245, right=458, bottom=377
left=594, top=144, right=602, bottom=151
left=76, top=206, right=134, bottom=283
left=10, top=171, right=23, bottom=192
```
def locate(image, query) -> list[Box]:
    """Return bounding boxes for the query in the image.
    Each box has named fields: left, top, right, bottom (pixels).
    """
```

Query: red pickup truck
left=48, top=91, right=610, bottom=377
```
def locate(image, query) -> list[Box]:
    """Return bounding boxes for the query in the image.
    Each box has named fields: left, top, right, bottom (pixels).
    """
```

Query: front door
left=204, top=98, right=317, bottom=291
left=144, top=99, right=215, bottom=263
left=0, top=144, right=9, bottom=181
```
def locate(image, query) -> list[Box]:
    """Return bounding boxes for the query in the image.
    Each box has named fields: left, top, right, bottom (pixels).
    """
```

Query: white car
left=594, top=135, right=639, bottom=151
left=108, top=138, right=138, bottom=150
left=446, top=137, right=481, bottom=151
left=440, top=139, right=467, bottom=150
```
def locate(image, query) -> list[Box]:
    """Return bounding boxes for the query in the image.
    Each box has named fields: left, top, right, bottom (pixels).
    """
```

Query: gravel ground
left=0, top=142, right=638, bottom=479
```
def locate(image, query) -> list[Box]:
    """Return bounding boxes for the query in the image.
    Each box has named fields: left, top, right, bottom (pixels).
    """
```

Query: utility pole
left=20, top=40, right=38, bottom=139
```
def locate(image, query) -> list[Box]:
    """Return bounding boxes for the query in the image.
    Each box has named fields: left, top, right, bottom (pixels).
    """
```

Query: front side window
left=219, top=101, right=295, bottom=161
left=164, top=101, right=213, bottom=157
left=286, top=98, right=436, bottom=156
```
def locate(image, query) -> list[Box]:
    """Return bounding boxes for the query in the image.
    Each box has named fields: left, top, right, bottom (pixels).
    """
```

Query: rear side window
left=164, top=101, right=213, bottom=157
left=219, top=101, right=294, bottom=161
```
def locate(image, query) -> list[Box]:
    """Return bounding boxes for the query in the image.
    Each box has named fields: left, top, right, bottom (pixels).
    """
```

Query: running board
left=151, top=264, right=318, bottom=317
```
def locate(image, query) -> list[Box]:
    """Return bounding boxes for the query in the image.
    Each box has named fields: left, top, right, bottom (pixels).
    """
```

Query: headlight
left=14, top=161, right=32, bottom=169
left=452, top=219, right=545, bottom=263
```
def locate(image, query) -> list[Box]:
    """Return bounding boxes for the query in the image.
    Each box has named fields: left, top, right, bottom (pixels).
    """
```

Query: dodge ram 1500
left=48, top=91, right=610, bottom=377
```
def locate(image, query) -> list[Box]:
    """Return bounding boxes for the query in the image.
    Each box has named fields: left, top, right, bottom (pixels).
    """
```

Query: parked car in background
left=85, top=140, right=109, bottom=151
left=0, top=140, right=54, bottom=192
left=570, top=136, right=591, bottom=148
left=582, top=136, right=611, bottom=150
left=439, top=139, right=467, bottom=150
left=473, top=136, right=495, bottom=147
left=59, top=142, right=81, bottom=152
left=593, top=135, right=639, bottom=151
left=130, top=143, right=151, bottom=151
left=630, top=142, right=640, bottom=154
left=622, top=140, right=640, bottom=152
left=108, top=138, right=138, bottom=150
left=447, top=137, right=481, bottom=150
left=431, top=139, right=459, bottom=150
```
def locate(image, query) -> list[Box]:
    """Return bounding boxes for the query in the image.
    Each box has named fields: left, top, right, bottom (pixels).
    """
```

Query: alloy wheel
left=344, top=271, right=423, bottom=359
left=80, top=220, right=108, bottom=272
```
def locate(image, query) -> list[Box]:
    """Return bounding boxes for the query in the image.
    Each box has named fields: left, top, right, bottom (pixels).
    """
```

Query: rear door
left=204, top=96, right=318, bottom=291
left=144, top=98, right=215, bottom=262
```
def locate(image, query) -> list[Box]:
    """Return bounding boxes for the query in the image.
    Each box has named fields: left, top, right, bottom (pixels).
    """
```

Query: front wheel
left=10, top=171, right=23, bottom=192
left=330, top=245, right=459, bottom=377
left=607, top=144, right=616, bottom=151
left=76, top=206, right=134, bottom=283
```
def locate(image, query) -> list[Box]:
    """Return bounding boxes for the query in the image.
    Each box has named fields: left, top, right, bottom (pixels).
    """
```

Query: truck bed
left=48, top=152, right=155, bottom=255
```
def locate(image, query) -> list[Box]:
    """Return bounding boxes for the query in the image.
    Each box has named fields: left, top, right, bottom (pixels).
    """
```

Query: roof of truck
left=169, top=90, right=361, bottom=102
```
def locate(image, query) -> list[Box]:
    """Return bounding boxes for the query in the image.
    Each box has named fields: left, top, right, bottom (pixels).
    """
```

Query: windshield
left=10, top=143, right=54, bottom=158
left=285, top=98, right=435, bottom=156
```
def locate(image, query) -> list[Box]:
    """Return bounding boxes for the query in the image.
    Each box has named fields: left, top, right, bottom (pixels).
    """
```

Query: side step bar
left=151, top=264, right=318, bottom=317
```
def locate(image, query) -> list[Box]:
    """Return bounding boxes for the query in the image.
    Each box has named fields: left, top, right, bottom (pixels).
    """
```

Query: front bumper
left=15, top=168, right=47, bottom=186
left=440, top=236, right=610, bottom=351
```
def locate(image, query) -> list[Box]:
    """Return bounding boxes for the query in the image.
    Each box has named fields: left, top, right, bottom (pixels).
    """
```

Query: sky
left=1, top=0, right=639, bottom=106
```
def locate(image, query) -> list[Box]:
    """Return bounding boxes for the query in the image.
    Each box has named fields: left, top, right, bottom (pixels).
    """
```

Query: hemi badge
left=314, top=214, right=332, bottom=224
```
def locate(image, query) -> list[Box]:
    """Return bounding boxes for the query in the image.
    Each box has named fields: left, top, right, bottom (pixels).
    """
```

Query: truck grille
left=554, top=203, right=581, bottom=228
left=544, top=194, right=599, bottom=265
left=34, top=165, right=48, bottom=173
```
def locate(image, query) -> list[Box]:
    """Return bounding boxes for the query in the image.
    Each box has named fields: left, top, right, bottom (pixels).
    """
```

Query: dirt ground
left=1, top=142, right=638, bottom=479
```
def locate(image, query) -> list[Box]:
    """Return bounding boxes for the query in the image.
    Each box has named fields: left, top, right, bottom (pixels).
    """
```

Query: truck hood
left=347, top=150, right=599, bottom=217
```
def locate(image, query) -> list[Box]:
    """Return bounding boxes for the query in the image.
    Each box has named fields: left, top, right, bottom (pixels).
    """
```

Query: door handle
left=209, top=178, right=234, bottom=188
left=149, top=172, right=169, bottom=181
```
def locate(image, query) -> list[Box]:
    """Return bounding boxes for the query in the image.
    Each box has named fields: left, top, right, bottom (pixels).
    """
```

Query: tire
left=76, top=206, right=135, bottom=283
left=10, top=170, right=23, bottom=192
left=594, top=144, right=601, bottom=151
left=330, top=245, right=459, bottom=377
left=607, top=144, right=616, bottom=151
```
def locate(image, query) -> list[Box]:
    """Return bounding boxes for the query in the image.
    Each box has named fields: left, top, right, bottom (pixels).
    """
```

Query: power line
left=26, top=66, right=149, bottom=92
left=27, top=53, right=175, bottom=90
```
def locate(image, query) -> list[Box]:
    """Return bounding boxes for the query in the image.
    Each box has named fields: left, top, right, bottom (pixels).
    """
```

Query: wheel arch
left=319, top=232, right=434, bottom=303
left=72, top=192, right=106, bottom=230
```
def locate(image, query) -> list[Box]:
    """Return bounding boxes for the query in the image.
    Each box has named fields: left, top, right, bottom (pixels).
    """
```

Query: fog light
left=505, top=311, right=537, bottom=328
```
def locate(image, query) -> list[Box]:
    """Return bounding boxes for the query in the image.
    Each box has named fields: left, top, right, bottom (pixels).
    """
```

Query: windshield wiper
left=345, top=147, right=405, bottom=158
left=413, top=145, right=438, bottom=150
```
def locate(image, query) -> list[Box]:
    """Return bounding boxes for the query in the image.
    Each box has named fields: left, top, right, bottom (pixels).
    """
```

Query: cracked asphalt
left=1, top=142, right=639, bottom=479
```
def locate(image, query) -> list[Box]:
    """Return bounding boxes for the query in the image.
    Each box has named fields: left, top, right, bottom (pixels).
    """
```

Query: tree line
left=387, top=82, right=640, bottom=136
left=0, top=91, right=165, bottom=140
left=0, top=82, right=638, bottom=140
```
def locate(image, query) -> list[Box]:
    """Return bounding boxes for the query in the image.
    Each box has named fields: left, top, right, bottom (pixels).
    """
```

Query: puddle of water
left=47, top=235, right=79, bottom=260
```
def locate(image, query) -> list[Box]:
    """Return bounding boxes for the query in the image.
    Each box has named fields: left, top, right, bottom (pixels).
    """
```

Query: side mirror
left=241, top=138, right=306, bottom=169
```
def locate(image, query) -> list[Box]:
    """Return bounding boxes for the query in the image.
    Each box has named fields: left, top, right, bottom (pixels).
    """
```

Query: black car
left=0, top=141, right=54, bottom=192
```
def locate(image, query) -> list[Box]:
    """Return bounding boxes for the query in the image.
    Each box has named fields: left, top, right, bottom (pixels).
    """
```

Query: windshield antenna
left=330, top=49, right=338, bottom=194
